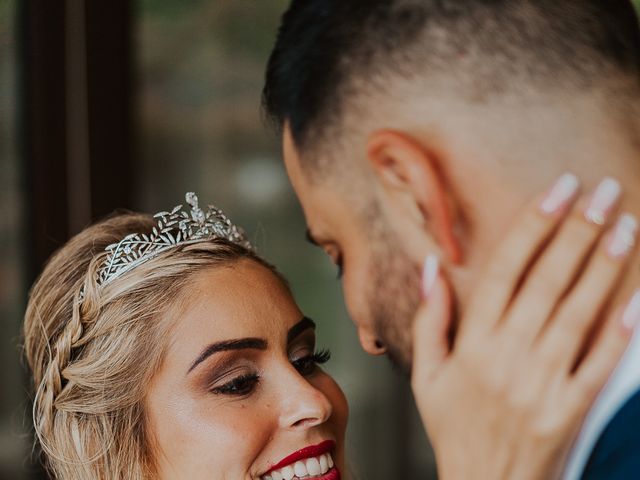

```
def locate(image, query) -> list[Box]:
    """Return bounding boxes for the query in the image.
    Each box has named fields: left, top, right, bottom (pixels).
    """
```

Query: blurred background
left=0, top=1, right=436, bottom=478
left=2, top=2, right=640, bottom=479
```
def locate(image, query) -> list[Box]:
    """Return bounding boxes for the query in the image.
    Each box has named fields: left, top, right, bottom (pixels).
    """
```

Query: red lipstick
left=266, top=440, right=336, bottom=474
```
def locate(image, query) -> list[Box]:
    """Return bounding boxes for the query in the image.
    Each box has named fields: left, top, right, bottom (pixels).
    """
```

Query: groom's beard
left=368, top=229, right=422, bottom=378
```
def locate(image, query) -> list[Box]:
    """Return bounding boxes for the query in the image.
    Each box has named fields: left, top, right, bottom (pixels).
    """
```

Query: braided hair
left=23, top=212, right=271, bottom=479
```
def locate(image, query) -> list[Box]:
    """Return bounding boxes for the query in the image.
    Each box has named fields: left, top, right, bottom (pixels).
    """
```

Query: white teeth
left=306, top=457, right=321, bottom=476
left=263, top=452, right=334, bottom=480
left=281, top=465, right=295, bottom=480
left=294, top=461, right=308, bottom=478
left=319, top=455, right=329, bottom=474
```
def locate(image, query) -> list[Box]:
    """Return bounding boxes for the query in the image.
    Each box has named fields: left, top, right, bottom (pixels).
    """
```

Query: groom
left=262, top=0, right=640, bottom=478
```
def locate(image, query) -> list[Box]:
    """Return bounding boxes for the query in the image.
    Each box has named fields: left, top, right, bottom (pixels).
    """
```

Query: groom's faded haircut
left=262, top=0, right=640, bottom=171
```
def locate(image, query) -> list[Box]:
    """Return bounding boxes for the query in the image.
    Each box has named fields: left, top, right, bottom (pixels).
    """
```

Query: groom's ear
left=366, top=130, right=462, bottom=263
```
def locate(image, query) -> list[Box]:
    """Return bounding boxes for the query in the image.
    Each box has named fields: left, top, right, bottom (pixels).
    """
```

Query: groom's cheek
left=340, top=261, right=384, bottom=354
left=340, top=266, right=368, bottom=329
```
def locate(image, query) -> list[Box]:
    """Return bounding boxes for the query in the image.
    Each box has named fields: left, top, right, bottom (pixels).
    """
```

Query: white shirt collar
left=562, top=326, right=640, bottom=480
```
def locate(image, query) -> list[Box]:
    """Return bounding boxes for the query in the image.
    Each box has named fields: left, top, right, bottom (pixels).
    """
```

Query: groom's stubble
left=366, top=204, right=423, bottom=376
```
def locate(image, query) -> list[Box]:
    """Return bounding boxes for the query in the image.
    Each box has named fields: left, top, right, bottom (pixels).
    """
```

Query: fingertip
left=413, top=271, right=452, bottom=343
left=621, top=289, right=640, bottom=333
left=421, top=254, right=440, bottom=298
left=538, top=172, right=580, bottom=216
left=412, top=275, right=452, bottom=382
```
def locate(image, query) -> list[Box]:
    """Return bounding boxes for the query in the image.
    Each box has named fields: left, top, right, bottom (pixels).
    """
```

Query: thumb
left=412, top=255, right=453, bottom=385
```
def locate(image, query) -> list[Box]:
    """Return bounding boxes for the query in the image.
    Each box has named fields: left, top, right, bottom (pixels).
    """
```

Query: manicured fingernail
left=622, top=290, right=640, bottom=330
left=584, top=177, right=622, bottom=225
left=539, top=173, right=580, bottom=215
left=422, top=255, right=440, bottom=298
left=608, top=214, right=639, bottom=258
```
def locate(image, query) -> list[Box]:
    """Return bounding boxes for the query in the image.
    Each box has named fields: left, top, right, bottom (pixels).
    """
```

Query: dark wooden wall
left=19, top=1, right=134, bottom=476
left=21, top=0, right=134, bottom=279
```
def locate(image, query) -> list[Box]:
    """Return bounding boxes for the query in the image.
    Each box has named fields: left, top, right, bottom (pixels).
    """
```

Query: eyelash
left=292, top=349, right=332, bottom=376
left=209, top=350, right=332, bottom=397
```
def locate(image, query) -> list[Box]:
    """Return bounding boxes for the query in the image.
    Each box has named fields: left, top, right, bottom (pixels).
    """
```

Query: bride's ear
left=365, top=130, right=462, bottom=264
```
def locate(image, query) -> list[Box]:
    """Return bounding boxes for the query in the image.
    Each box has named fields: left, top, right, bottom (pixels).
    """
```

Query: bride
left=23, top=192, right=632, bottom=479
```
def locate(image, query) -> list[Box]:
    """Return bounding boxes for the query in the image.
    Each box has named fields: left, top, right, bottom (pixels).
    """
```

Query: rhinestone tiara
left=84, top=192, right=253, bottom=296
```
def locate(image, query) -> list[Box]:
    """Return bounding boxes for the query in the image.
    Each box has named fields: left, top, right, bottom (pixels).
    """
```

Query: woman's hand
left=411, top=175, right=639, bottom=480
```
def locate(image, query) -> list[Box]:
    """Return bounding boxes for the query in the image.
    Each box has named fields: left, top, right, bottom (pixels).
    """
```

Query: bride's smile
left=260, top=440, right=337, bottom=480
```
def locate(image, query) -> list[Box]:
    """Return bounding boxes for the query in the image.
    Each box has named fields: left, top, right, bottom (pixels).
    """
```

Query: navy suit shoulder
left=581, top=388, right=640, bottom=480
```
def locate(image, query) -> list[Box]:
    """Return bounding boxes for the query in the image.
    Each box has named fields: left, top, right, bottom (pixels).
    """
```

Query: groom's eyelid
left=306, top=230, right=339, bottom=262
left=306, top=228, right=335, bottom=248
left=305, top=229, right=320, bottom=246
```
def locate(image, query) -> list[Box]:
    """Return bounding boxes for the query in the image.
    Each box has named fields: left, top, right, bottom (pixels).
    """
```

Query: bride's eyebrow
left=187, top=338, right=267, bottom=374
left=186, top=318, right=316, bottom=375
left=288, top=316, right=316, bottom=344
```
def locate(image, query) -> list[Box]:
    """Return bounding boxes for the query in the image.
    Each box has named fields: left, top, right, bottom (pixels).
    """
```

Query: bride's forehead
left=182, top=259, right=281, bottom=298
left=171, top=261, right=301, bottom=338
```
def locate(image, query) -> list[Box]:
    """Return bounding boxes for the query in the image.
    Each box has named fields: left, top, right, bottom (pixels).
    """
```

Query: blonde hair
left=23, top=212, right=270, bottom=479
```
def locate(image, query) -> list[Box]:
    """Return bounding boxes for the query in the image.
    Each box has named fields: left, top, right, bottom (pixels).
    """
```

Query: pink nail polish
left=539, top=173, right=580, bottom=215
left=622, top=290, right=640, bottom=331
left=584, top=177, right=622, bottom=225
left=422, top=255, right=440, bottom=298
left=608, top=214, right=639, bottom=258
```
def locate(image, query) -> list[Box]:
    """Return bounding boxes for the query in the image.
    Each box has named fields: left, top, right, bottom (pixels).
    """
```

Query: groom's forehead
left=282, top=124, right=315, bottom=204
left=283, top=128, right=356, bottom=240
left=282, top=125, right=327, bottom=196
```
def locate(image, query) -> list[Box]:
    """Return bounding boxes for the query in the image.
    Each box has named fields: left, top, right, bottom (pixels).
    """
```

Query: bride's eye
left=209, top=373, right=260, bottom=396
left=292, top=349, right=332, bottom=376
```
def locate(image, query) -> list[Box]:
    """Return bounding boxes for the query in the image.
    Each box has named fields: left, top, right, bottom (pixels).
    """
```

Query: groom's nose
left=357, top=325, right=386, bottom=356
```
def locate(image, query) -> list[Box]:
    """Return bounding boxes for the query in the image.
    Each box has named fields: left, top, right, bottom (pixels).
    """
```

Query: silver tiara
left=84, top=192, right=253, bottom=297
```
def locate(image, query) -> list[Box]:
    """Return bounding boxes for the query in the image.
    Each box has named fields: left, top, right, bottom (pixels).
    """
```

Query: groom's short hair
left=263, top=0, right=640, bottom=169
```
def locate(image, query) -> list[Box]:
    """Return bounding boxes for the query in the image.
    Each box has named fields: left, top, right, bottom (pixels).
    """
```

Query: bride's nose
left=278, top=373, right=333, bottom=430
